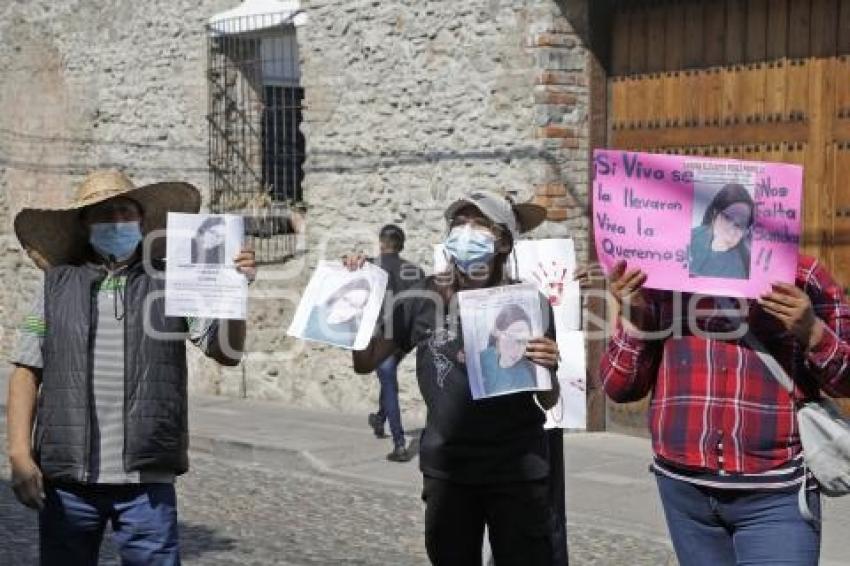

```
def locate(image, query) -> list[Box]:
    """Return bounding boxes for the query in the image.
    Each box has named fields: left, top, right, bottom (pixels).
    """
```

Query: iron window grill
left=206, top=13, right=305, bottom=263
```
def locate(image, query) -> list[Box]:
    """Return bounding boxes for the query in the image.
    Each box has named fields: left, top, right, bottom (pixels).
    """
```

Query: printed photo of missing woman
left=458, top=283, right=551, bottom=400
left=287, top=261, right=388, bottom=350
left=689, top=181, right=755, bottom=280
left=191, top=215, right=227, bottom=265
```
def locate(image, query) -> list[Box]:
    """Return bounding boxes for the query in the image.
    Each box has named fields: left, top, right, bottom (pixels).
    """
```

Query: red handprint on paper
left=532, top=261, right=570, bottom=306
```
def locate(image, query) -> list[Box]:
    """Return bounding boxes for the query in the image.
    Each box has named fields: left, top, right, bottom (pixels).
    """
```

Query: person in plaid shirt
left=601, top=256, right=850, bottom=566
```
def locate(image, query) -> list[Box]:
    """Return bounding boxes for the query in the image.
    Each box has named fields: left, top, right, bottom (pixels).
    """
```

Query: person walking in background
left=7, top=170, right=257, bottom=566
left=367, top=224, right=425, bottom=462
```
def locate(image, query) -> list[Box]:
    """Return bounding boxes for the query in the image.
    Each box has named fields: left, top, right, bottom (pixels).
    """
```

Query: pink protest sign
left=593, top=150, right=803, bottom=298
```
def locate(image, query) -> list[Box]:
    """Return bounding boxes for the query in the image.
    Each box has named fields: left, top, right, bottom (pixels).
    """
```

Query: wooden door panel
left=765, top=59, right=787, bottom=122
left=606, top=0, right=850, bottom=429
left=701, top=68, right=723, bottom=127
left=663, top=72, right=683, bottom=128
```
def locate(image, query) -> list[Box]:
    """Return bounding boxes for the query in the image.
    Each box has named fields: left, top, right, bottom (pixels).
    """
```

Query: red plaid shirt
left=601, top=256, right=850, bottom=474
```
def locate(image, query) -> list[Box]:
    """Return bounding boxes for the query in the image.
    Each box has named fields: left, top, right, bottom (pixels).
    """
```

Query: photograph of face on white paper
left=459, top=283, right=551, bottom=400
left=478, top=303, right=539, bottom=395
left=165, top=212, right=246, bottom=320
left=288, top=261, right=388, bottom=350
left=191, top=216, right=228, bottom=265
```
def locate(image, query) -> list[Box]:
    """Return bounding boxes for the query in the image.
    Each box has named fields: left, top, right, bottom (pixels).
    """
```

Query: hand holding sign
left=525, top=336, right=559, bottom=369
left=607, top=260, right=651, bottom=333
left=758, top=282, right=825, bottom=350
left=234, top=247, right=257, bottom=283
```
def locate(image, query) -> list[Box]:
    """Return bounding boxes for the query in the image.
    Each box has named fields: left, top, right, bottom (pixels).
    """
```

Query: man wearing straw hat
left=6, top=169, right=256, bottom=565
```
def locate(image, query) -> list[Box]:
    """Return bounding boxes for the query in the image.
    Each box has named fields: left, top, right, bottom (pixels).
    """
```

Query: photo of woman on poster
left=478, top=303, right=538, bottom=396
left=689, top=183, right=755, bottom=280
left=302, top=277, right=372, bottom=348
left=191, top=216, right=227, bottom=265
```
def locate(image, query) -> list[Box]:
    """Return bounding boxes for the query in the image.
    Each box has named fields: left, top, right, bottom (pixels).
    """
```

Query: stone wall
left=0, top=0, right=594, bottom=421
left=281, top=0, right=593, bottom=419
left=0, top=0, right=235, bottom=385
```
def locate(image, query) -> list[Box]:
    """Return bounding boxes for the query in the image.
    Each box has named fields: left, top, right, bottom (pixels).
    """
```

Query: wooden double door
left=605, top=0, right=850, bottom=431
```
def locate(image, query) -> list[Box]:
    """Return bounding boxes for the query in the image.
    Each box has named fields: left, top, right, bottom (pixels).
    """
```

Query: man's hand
left=758, top=282, right=824, bottom=349
left=608, top=260, right=650, bottom=332
left=525, top=337, right=559, bottom=369
left=342, top=253, right=368, bottom=271
left=10, top=455, right=44, bottom=510
left=234, top=246, right=257, bottom=283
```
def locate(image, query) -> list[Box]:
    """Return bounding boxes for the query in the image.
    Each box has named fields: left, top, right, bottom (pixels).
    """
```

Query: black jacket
left=36, top=260, right=189, bottom=482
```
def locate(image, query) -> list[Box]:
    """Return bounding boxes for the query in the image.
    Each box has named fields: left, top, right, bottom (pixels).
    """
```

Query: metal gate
left=207, top=12, right=305, bottom=263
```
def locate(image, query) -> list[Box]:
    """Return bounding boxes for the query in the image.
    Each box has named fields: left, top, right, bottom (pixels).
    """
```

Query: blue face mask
left=89, top=221, right=143, bottom=261
left=443, top=225, right=496, bottom=273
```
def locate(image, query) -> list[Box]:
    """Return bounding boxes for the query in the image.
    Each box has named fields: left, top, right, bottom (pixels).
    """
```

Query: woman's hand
left=525, top=336, right=559, bottom=369
left=527, top=337, right=560, bottom=409
left=573, top=262, right=603, bottom=290
left=758, top=282, right=825, bottom=349
left=234, top=246, right=257, bottom=283
left=607, top=260, right=650, bottom=333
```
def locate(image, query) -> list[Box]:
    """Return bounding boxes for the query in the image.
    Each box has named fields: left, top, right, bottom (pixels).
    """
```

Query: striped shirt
left=601, top=255, right=850, bottom=486
left=651, top=456, right=811, bottom=491
left=12, top=269, right=218, bottom=484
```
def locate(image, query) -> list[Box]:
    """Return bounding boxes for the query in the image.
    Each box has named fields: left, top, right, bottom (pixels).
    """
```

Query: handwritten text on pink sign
left=592, top=150, right=802, bottom=298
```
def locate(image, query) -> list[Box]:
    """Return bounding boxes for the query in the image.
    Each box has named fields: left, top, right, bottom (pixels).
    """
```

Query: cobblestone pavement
left=0, top=451, right=675, bottom=565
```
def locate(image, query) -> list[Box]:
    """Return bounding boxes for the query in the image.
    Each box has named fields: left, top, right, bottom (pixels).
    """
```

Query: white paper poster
left=165, top=213, right=247, bottom=320
left=515, top=239, right=586, bottom=430
left=434, top=238, right=587, bottom=428
left=458, top=283, right=552, bottom=400
left=288, top=261, right=388, bottom=350
left=512, top=239, right=581, bottom=331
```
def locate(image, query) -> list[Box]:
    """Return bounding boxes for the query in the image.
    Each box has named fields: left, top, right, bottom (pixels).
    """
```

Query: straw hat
left=14, top=169, right=201, bottom=267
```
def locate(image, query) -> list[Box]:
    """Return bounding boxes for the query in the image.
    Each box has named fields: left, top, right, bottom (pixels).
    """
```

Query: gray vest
left=36, top=261, right=190, bottom=482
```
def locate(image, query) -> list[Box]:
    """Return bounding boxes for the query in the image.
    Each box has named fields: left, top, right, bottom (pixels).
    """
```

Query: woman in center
left=347, top=191, right=560, bottom=566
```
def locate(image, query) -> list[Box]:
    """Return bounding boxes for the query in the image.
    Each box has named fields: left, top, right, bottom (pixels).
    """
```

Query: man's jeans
left=376, top=354, right=405, bottom=447
left=656, top=474, right=821, bottom=566
left=40, top=482, right=180, bottom=566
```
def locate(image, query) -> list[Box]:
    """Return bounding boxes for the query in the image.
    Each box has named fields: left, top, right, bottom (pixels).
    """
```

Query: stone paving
left=0, top=450, right=676, bottom=565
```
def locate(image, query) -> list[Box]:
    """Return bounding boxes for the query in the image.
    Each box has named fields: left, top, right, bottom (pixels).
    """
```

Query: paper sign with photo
left=511, top=239, right=581, bottom=331
left=513, top=240, right=585, bottom=429
left=165, top=212, right=247, bottom=320
left=543, top=329, right=586, bottom=430
left=458, top=283, right=552, bottom=400
left=593, top=150, right=803, bottom=298
left=288, top=261, right=388, bottom=350
left=433, top=243, right=449, bottom=274
left=435, top=238, right=586, bottom=426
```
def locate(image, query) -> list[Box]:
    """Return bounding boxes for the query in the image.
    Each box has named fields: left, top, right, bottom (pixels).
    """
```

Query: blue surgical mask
left=89, top=221, right=143, bottom=261
left=443, top=225, right=496, bottom=273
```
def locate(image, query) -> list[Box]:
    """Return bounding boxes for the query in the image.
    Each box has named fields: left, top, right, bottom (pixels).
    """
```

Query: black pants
left=422, top=476, right=553, bottom=566
left=547, top=428, right=569, bottom=566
